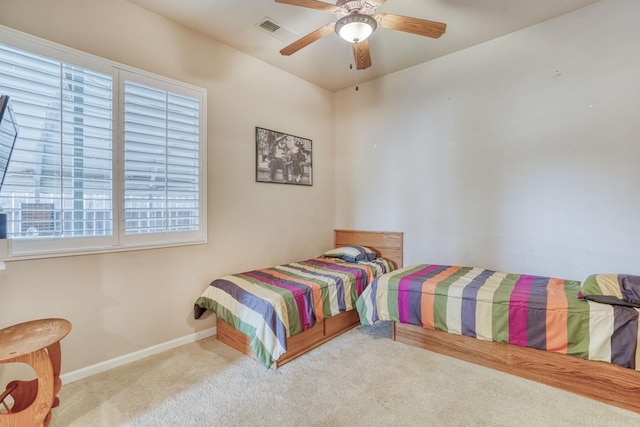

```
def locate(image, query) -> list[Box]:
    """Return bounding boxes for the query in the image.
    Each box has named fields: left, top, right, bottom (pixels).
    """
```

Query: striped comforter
left=356, top=264, right=640, bottom=370
left=194, top=257, right=395, bottom=367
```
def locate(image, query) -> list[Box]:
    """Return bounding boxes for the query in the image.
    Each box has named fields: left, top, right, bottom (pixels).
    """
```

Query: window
left=0, top=27, right=206, bottom=258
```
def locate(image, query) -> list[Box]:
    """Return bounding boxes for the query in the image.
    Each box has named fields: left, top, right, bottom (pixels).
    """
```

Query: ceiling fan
left=276, top=0, right=447, bottom=70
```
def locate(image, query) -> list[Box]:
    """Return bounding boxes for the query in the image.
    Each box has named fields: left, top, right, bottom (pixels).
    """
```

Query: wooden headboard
left=334, top=229, right=403, bottom=268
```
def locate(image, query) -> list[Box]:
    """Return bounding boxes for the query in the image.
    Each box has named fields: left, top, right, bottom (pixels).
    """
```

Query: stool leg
left=46, top=342, right=63, bottom=408
left=0, top=349, right=54, bottom=427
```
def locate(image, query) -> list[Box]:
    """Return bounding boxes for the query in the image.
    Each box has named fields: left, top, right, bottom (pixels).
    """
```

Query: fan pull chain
left=347, top=44, right=359, bottom=91
left=349, top=60, right=359, bottom=91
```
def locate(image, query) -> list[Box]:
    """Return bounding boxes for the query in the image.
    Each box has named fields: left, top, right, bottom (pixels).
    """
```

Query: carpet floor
left=50, top=322, right=640, bottom=426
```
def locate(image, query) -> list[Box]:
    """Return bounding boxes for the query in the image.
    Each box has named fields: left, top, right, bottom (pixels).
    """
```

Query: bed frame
left=216, top=229, right=404, bottom=368
left=393, top=322, right=640, bottom=414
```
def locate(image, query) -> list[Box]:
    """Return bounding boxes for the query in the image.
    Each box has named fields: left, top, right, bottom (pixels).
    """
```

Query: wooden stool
left=0, top=318, right=71, bottom=427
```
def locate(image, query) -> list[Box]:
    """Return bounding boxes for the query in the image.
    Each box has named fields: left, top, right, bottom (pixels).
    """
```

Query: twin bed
left=358, top=264, right=640, bottom=414
left=193, top=230, right=640, bottom=414
left=194, top=230, right=403, bottom=368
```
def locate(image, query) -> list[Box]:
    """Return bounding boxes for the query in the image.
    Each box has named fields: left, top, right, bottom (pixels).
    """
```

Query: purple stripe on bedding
left=509, top=275, right=535, bottom=347
left=243, top=271, right=314, bottom=330
left=368, top=279, right=380, bottom=323
left=461, top=269, right=495, bottom=338
left=213, top=278, right=287, bottom=349
left=619, top=275, right=640, bottom=305
left=526, top=276, right=550, bottom=350
left=399, top=265, right=447, bottom=325
left=611, top=306, right=639, bottom=369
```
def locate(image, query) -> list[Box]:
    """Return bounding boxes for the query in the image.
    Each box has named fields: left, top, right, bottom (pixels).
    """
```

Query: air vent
left=259, top=19, right=281, bottom=33
left=256, top=17, right=298, bottom=43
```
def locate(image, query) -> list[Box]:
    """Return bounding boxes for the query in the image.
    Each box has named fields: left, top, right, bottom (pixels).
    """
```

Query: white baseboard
left=60, top=327, right=216, bottom=384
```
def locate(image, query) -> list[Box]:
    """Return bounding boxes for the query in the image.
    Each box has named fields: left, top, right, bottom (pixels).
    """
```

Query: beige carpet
left=50, top=322, right=640, bottom=426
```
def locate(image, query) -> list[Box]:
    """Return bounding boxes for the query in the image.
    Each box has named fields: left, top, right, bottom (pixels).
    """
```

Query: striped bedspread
left=356, top=264, right=640, bottom=370
left=194, top=257, right=395, bottom=367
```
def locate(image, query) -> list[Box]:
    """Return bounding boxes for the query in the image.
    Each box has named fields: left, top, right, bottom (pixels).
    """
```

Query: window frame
left=0, top=25, right=207, bottom=260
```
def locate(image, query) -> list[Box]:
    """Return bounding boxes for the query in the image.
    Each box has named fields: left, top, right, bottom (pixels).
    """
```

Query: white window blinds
left=123, top=81, right=200, bottom=235
left=0, top=43, right=113, bottom=239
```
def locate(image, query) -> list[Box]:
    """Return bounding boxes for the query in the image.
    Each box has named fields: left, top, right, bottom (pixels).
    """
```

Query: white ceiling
left=128, top=0, right=600, bottom=92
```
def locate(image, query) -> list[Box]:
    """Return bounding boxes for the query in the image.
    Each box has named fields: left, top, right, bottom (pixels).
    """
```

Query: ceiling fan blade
left=352, top=40, right=372, bottom=70
left=274, top=0, right=340, bottom=13
left=280, top=23, right=336, bottom=56
left=376, top=13, right=447, bottom=39
left=369, top=0, right=388, bottom=6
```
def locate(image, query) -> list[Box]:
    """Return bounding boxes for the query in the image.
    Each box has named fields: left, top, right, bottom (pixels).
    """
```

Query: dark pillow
left=578, top=274, right=640, bottom=307
left=322, top=245, right=377, bottom=263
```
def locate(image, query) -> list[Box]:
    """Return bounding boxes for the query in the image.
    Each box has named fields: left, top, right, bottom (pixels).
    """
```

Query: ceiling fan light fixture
left=335, top=14, right=377, bottom=43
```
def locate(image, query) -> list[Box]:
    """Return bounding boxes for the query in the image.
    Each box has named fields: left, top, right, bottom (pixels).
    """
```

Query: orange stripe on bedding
left=546, top=278, right=568, bottom=353
left=421, top=266, right=462, bottom=330
left=263, top=269, right=326, bottom=322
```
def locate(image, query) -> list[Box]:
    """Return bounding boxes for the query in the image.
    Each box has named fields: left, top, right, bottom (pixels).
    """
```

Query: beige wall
left=0, top=0, right=335, bottom=376
left=334, top=0, right=640, bottom=281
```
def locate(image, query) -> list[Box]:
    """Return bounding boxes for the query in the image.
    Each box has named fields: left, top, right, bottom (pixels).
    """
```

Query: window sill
left=1, top=236, right=206, bottom=263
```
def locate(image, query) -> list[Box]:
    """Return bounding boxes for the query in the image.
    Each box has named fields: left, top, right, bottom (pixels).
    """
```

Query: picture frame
left=255, top=127, right=312, bottom=186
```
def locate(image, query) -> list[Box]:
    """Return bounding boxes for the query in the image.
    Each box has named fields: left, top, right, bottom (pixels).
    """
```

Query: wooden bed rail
left=394, top=322, right=640, bottom=414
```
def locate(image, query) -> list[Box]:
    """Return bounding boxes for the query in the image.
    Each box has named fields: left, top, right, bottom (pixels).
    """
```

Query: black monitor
left=0, top=95, right=19, bottom=193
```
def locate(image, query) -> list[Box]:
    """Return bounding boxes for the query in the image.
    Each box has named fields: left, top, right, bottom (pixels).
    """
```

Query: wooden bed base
left=216, top=229, right=403, bottom=368
left=394, top=322, right=640, bottom=414
left=217, top=309, right=361, bottom=367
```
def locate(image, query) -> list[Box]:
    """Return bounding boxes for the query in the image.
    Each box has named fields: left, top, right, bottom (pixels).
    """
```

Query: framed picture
left=256, top=127, right=312, bottom=186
